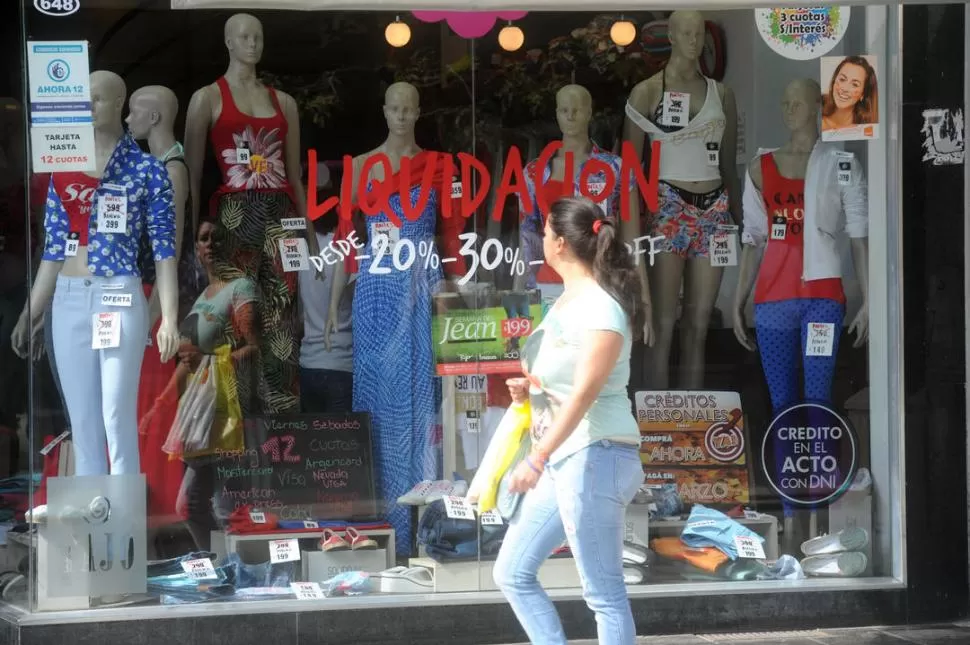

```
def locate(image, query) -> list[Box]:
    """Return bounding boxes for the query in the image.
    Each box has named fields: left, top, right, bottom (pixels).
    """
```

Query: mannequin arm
left=732, top=245, right=764, bottom=351
left=621, top=84, right=654, bottom=346
left=719, top=86, right=742, bottom=224
left=148, top=160, right=190, bottom=331
left=848, top=238, right=869, bottom=347
left=11, top=260, right=60, bottom=360
left=184, top=87, right=211, bottom=237
left=280, top=92, right=321, bottom=265
left=153, top=258, right=179, bottom=362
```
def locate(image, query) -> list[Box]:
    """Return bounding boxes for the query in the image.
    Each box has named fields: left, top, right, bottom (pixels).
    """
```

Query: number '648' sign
left=34, top=0, right=81, bottom=17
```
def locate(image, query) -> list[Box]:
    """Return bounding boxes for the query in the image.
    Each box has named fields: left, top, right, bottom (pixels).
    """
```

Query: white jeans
left=51, top=275, right=148, bottom=476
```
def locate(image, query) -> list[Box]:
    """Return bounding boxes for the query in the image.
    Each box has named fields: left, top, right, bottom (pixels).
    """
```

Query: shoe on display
left=320, top=528, right=351, bottom=552
left=623, top=565, right=645, bottom=585
left=397, top=480, right=434, bottom=505
left=24, top=505, right=47, bottom=524
left=423, top=480, right=458, bottom=504
left=375, top=566, right=434, bottom=593
left=801, top=552, right=868, bottom=578
left=346, top=527, right=378, bottom=550
left=622, top=541, right=649, bottom=566
left=800, top=527, right=870, bottom=556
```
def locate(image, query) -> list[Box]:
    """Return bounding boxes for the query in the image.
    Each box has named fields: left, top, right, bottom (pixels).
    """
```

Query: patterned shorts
left=649, top=181, right=731, bottom=259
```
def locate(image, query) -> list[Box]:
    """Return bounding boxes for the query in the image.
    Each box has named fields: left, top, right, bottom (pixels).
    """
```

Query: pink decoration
left=411, top=11, right=528, bottom=39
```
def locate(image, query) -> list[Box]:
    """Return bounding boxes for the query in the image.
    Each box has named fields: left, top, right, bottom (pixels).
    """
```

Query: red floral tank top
left=208, top=77, right=294, bottom=215
left=754, top=153, right=844, bottom=304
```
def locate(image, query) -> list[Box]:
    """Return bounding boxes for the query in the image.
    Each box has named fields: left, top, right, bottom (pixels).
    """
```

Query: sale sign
left=432, top=290, right=542, bottom=375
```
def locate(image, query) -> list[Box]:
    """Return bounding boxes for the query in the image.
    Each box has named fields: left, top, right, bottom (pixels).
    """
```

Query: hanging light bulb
left=498, top=23, right=524, bottom=52
left=610, top=17, right=636, bottom=47
left=385, top=16, right=411, bottom=48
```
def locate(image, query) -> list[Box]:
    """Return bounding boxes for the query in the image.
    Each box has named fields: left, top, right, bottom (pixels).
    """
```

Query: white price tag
left=100, top=293, right=132, bottom=307
left=770, top=216, right=787, bottom=240
left=743, top=510, right=761, bottom=520
left=480, top=509, right=504, bottom=526
left=96, top=192, right=127, bottom=235
left=734, top=535, right=766, bottom=560
left=181, top=558, right=218, bottom=580
left=806, top=322, right=836, bottom=357
left=706, top=142, right=720, bottom=166
left=39, top=429, right=71, bottom=456
left=91, top=312, right=121, bottom=350
left=249, top=511, right=267, bottom=524
left=451, top=181, right=463, bottom=199
left=279, top=238, right=310, bottom=273
left=465, top=410, right=481, bottom=434
left=370, top=221, right=401, bottom=252
left=443, top=496, right=476, bottom=521
left=269, top=538, right=301, bottom=564
left=586, top=180, right=606, bottom=196
left=236, top=145, right=251, bottom=165
left=303, top=520, right=320, bottom=529
left=837, top=160, right=851, bottom=186
left=709, top=230, right=737, bottom=267
left=65, top=232, right=79, bottom=257
left=290, top=582, right=324, bottom=600
left=281, top=217, right=307, bottom=231
left=661, top=91, right=690, bottom=128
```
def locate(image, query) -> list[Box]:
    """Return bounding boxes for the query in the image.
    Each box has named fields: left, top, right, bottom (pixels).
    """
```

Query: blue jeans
left=493, top=441, right=644, bottom=645
left=299, top=367, right=353, bottom=413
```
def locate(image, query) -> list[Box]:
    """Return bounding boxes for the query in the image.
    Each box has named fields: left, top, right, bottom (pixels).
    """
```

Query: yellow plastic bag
left=469, top=401, right=531, bottom=514
left=182, top=345, right=244, bottom=459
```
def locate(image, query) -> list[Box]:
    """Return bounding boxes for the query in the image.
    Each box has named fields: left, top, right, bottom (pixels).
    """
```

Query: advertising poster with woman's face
left=820, top=55, right=880, bottom=141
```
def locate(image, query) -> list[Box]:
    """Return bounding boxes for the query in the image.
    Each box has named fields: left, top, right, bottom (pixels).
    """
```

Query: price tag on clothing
left=480, top=509, right=504, bottom=526
left=806, top=322, right=836, bottom=357
left=743, top=510, right=761, bottom=520
left=290, top=582, right=324, bottom=600
left=249, top=511, right=267, bottom=524
left=181, top=558, right=218, bottom=580
left=303, top=520, right=320, bottom=529
left=96, top=192, right=128, bottom=235
left=100, top=293, right=132, bottom=307
left=709, top=230, right=737, bottom=267
left=279, top=238, right=310, bottom=273
left=443, top=496, right=476, bottom=521
left=451, top=181, right=463, bottom=199
left=40, top=430, right=71, bottom=457
left=65, top=232, right=80, bottom=257
left=734, top=535, right=767, bottom=560
left=770, top=216, right=787, bottom=240
left=465, top=410, right=481, bottom=434
left=661, top=91, right=690, bottom=128
left=370, top=221, right=401, bottom=252
left=269, top=538, right=301, bottom=564
left=281, top=217, right=307, bottom=231
left=837, top=160, right=852, bottom=186
left=706, top=142, right=720, bottom=166
left=91, top=312, right=121, bottom=350
left=236, top=143, right=251, bottom=166
left=586, top=180, right=606, bottom=196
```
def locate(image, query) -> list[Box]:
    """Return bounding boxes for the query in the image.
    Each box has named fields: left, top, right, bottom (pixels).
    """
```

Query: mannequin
left=184, top=13, right=314, bottom=413
left=732, top=78, right=868, bottom=534
left=623, top=10, right=740, bottom=388
left=327, top=82, right=465, bottom=554
left=514, top=84, right=653, bottom=328
left=11, top=71, right=179, bottom=482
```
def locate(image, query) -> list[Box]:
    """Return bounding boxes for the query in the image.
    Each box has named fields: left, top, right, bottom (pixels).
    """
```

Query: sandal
left=320, top=528, right=350, bottom=552
left=346, top=527, right=378, bottom=550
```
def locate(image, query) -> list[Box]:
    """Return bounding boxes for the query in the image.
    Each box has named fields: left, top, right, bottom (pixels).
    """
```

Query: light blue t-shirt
left=521, top=282, right=640, bottom=464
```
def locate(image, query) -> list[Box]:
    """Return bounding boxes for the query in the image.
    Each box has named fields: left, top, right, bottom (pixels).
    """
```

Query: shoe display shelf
left=406, top=555, right=580, bottom=593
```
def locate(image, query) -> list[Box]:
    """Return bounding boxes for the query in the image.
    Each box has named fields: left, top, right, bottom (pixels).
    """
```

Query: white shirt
left=742, top=141, right=868, bottom=281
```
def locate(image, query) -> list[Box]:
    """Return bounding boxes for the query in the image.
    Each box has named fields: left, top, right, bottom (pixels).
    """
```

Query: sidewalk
left=503, top=623, right=970, bottom=644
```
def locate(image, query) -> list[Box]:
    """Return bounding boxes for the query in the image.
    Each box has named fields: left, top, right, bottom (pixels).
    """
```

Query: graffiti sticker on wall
left=921, top=108, right=965, bottom=166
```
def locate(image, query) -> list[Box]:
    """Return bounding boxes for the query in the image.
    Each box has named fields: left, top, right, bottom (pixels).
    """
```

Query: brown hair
left=822, top=56, right=879, bottom=125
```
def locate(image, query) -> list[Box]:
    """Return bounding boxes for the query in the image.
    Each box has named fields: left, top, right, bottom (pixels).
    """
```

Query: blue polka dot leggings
left=755, top=298, right=845, bottom=516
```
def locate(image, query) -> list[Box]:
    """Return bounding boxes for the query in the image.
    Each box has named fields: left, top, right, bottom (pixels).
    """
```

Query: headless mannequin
left=623, top=10, right=740, bottom=387
left=127, top=85, right=189, bottom=328
left=183, top=12, right=318, bottom=259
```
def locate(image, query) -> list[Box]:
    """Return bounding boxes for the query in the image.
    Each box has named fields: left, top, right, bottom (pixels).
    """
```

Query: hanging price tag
left=465, top=410, right=481, bottom=434
left=370, top=221, right=401, bottom=252
left=281, top=217, right=307, bottom=231
left=65, top=232, right=80, bottom=257
left=236, top=143, right=251, bottom=166
left=770, top=216, right=787, bottom=240
left=181, top=558, right=218, bottom=580
left=303, top=520, right=320, bottom=529
left=480, top=509, right=504, bottom=526
left=451, top=181, right=463, bottom=199
left=100, top=293, right=132, bottom=307
left=290, top=582, right=324, bottom=600
left=709, top=229, right=737, bottom=267
left=269, top=538, right=301, bottom=564
left=279, top=238, right=310, bottom=273
left=249, top=511, right=267, bottom=524
left=706, top=142, right=720, bottom=166
left=734, top=535, right=767, bottom=560
left=586, top=180, right=606, bottom=196
left=443, top=496, right=476, bottom=521
left=837, top=160, right=851, bottom=186
left=91, top=312, right=121, bottom=350
left=805, top=322, right=836, bottom=357
left=96, top=192, right=127, bottom=235
left=661, top=91, right=690, bottom=128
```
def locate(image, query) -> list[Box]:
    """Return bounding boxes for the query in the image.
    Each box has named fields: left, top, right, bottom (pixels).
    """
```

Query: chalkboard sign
left=213, top=413, right=377, bottom=522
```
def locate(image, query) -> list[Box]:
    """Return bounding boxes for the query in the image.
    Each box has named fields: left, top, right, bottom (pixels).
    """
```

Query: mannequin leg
left=679, top=258, right=725, bottom=389
left=754, top=300, right=801, bottom=413
left=51, top=277, right=108, bottom=477
left=642, top=252, right=686, bottom=389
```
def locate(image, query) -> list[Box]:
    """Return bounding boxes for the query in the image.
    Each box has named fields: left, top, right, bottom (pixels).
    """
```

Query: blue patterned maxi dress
left=354, top=182, right=443, bottom=554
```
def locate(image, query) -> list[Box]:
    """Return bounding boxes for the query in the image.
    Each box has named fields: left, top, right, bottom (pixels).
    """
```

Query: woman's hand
left=177, top=341, right=203, bottom=371
left=506, top=377, right=530, bottom=404
left=508, top=459, right=542, bottom=494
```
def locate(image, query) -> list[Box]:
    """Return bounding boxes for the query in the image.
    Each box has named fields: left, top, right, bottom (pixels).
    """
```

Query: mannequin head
left=822, top=56, right=878, bottom=125
left=383, top=82, right=420, bottom=137
left=224, top=13, right=264, bottom=66
left=668, top=10, right=705, bottom=61
left=90, top=71, right=126, bottom=131
left=126, top=86, right=178, bottom=140
left=555, top=85, right=592, bottom=138
left=781, top=78, right=821, bottom=132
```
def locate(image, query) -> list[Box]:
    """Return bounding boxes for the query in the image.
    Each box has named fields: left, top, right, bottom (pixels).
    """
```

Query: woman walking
left=494, top=196, right=646, bottom=644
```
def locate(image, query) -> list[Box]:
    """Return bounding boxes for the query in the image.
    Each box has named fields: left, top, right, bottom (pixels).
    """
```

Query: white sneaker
left=800, top=527, right=869, bottom=556
left=424, top=480, right=458, bottom=504
left=397, top=481, right=434, bottom=505
left=802, top=552, right=868, bottom=577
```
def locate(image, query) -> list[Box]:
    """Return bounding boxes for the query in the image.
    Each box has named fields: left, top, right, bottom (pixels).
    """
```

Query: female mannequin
left=623, top=10, right=740, bottom=388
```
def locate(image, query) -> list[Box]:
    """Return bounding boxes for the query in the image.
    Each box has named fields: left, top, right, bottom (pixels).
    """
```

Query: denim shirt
left=42, top=131, right=176, bottom=277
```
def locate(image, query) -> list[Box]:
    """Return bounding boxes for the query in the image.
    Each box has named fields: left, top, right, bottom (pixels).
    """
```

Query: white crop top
left=625, top=77, right=727, bottom=183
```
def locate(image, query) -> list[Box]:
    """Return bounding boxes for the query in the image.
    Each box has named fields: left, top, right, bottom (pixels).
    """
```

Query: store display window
left=0, top=0, right=903, bottom=617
